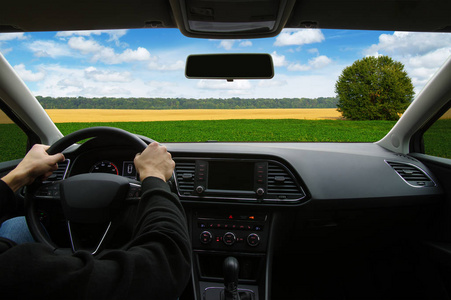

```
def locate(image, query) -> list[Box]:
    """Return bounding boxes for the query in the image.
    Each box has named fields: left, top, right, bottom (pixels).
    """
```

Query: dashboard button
left=256, top=188, right=265, bottom=196
left=196, top=185, right=205, bottom=194
left=247, top=233, right=260, bottom=247
left=200, top=231, right=212, bottom=244
left=223, top=232, right=236, bottom=246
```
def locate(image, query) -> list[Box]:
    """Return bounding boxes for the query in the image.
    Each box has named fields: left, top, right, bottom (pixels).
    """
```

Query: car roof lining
left=1, top=0, right=450, bottom=35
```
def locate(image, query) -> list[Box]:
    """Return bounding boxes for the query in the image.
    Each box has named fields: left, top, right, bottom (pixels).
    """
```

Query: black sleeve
left=0, top=180, right=17, bottom=224
left=0, top=177, right=192, bottom=300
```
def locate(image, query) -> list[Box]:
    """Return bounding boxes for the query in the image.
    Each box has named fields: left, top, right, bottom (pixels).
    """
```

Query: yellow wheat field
left=2, top=108, right=449, bottom=124
left=0, top=109, right=342, bottom=124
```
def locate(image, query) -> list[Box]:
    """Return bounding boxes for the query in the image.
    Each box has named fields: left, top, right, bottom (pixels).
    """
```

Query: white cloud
left=215, top=39, right=253, bottom=50
left=84, top=67, right=132, bottom=82
left=0, top=32, right=27, bottom=41
left=271, top=51, right=287, bottom=67
left=29, top=64, right=141, bottom=97
left=0, top=48, right=12, bottom=55
left=309, top=55, right=332, bottom=69
left=257, top=79, right=287, bottom=87
left=363, top=31, right=451, bottom=93
left=274, top=29, right=325, bottom=47
left=308, top=48, right=319, bottom=55
left=115, top=47, right=152, bottom=62
left=287, top=55, right=332, bottom=71
left=56, top=30, right=128, bottom=46
left=13, top=64, right=45, bottom=82
left=364, top=32, right=451, bottom=57
left=287, top=63, right=311, bottom=72
left=219, top=40, right=235, bottom=50
left=405, top=48, right=451, bottom=69
left=27, top=40, right=72, bottom=58
left=250, top=73, right=339, bottom=98
left=68, top=37, right=151, bottom=64
left=28, top=62, right=343, bottom=99
left=56, top=78, right=84, bottom=89
left=239, top=41, right=252, bottom=47
left=148, top=59, right=184, bottom=71
left=56, top=31, right=102, bottom=37
left=68, top=37, right=102, bottom=54
left=29, top=64, right=189, bottom=98
left=147, top=80, right=177, bottom=88
left=197, top=79, right=252, bottom=90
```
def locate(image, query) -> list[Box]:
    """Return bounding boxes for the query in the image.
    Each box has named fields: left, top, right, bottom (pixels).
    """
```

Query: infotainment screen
left=207, top=161, right=254, bottom=191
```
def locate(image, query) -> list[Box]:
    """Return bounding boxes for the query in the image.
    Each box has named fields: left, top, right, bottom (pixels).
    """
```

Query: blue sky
left=0, top=28, right=450, bottom=99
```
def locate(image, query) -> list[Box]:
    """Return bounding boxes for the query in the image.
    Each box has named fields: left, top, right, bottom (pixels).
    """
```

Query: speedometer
left=90, top=160, right=119, bottom=175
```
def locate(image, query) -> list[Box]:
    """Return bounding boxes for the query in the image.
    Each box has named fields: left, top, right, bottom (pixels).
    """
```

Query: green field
left=56, top=119, right=397, bottom=142
left=1, top=119, right=449, bottom=161
left=423, top=118, right=451, bottom=159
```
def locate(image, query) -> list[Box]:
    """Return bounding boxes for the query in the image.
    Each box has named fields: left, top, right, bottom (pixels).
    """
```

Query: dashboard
left=62, top=139, right=443, bottom=208
left=42, top=137, right=445, bottom=300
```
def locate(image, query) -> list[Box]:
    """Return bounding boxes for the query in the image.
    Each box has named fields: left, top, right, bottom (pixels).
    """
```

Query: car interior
left=1, top=0, right=451, bottom=299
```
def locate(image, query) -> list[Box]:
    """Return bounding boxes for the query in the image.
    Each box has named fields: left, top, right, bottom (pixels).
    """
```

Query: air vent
left=267, top=162, right=305, bottom=200
left=46, top=159, right=70, bottom=182
left=174, top=160, right=196, bottom=193
left=386, top=161, right=436, bottom=187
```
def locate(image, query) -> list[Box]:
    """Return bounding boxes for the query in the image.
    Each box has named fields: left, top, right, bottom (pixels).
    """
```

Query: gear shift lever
left=223, top=256, right=240, bottom=300
left=221, top=257, right=255, bottom=300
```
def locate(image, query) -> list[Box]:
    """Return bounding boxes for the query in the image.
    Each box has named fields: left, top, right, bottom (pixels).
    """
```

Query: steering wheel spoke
left=125, top=182, right=141, bottom=203
left=68, top=220, right=112, bottom=255
left=33, top=182, right=61, bottom=200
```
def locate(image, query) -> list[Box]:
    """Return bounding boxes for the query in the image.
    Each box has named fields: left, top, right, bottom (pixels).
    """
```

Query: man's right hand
left=134, top=142, right=175, bottom=182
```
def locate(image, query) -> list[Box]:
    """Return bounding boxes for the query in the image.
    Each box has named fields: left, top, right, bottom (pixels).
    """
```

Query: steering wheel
left=25, top=127, right=147, bottom=254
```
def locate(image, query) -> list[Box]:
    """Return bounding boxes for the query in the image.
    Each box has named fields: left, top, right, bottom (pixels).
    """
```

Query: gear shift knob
left=223, top=257, right=240, bottom=300
left=222, top=257, right=254, bottom=300
left=224, top=256, right=239, bottom=284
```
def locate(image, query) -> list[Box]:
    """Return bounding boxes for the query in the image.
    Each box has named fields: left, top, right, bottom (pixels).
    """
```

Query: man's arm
left=0, top=142, right=192, bottom=299
left=0, top=144, right=65, bottom=220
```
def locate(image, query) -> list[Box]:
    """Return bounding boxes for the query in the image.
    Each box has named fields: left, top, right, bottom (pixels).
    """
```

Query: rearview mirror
left=185, top=53, right=274, bottom=81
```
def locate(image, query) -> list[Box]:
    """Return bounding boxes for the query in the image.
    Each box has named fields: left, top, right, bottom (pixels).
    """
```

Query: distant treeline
left=36, top=96, right=339, bottom=109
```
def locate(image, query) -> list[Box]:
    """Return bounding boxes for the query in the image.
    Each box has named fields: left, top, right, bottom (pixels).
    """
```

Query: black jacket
left=0, top=177, right=191, bottom=299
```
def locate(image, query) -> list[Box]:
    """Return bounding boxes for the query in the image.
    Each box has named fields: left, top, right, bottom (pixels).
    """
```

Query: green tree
left=335, top=56, right=414, bottom=120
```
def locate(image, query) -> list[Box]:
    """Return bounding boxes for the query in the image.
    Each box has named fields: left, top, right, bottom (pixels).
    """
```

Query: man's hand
left=134, top=142, right=175, bottom=182
left=1, top=144, right=65, bottom=192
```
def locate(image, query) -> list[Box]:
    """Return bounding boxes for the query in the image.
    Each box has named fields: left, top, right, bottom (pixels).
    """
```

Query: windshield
left=1, top=29, right=450, bottom=142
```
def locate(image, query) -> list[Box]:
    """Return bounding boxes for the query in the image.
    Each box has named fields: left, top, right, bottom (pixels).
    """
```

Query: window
left=423, top=107, right=451, bottom=159
left=0, top=109, right=27, bottom=162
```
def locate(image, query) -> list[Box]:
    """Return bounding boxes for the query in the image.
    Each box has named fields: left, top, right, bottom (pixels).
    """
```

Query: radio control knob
left=256, top=188, right=265, bottom=196
left=200, top=231, right=212, bottom=244
left=196, top=185, right=205, bottom=194
left=223, top=232, right=236, bottom=246
left=247, top=233, right=260, bottom=247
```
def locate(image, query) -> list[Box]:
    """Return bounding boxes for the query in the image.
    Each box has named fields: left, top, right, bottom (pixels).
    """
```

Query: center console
left=174, top=156, right=307, bottom=300
left=190, top=210, right=271, bottom=300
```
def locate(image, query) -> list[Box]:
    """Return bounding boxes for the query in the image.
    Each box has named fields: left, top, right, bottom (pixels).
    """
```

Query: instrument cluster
left=89, top=160, right=137, bottom=179
left=67, top=148, right=139, bottom=180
